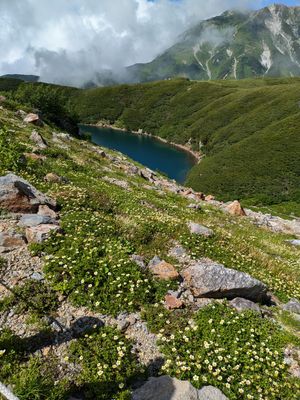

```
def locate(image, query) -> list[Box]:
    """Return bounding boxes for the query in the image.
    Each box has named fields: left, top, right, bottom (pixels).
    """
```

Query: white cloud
left=0, top=0, right=264, bottom=86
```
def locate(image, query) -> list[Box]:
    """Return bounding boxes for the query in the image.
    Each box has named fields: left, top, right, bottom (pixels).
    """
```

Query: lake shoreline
left=85, top=122, right=202, bottom=163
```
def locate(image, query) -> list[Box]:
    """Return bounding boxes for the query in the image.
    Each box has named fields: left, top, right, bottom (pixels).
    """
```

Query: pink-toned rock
left=38, top=205, right=57, bottom=219
left=165, top=294, right=184, bottom=310
left=23, top=113, right=43, bottom=126
left=195, top=192, right=205, bottom=200
left=26, top=224, right=60, bottom=243
left=150, top=261, right=180, bottom=281
left=225, top=200, right=246, bottom=216
left=205, top=195, right=215, bottom=201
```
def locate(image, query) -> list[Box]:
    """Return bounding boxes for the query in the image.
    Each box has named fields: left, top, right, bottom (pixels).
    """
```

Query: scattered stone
left=24, top=152, right=46, bottom=162
left=38, top=205, right=57, bottom=219
left=23, top=113, right=43, bottom=126
left=194, top=298, right=214, bottom=309
left=205, top=195, right=215, bottom=201
left=225, top=200, right=246, bottom=216
left=132, top=376, right=199, bottom=400
left=198, top=386, right=229, bottom=400
left=0, top=231, right=25, bottom=252
left=18, top=214, right=55, bottom=227
left=230, top=297, right=261, bottom=313
left=182, top=258, right=268, bottom=303
left=103, top=176, right=129, bottom=190
left=30, top=130, right=47, bottom=149
left=284, top=346, right=300, bottom=378
left=0, top=95, right=6, bottom=103
left=15, top=109, right=27, bottom=118
left=130, top=254, right=146, bottom=270
left=188, top=222, right=214, bottom=237
left=0, top=173, right=56, bottom=213
left=165, top=294, right=184, bottom=310
left=169, top=244, right=187, bottom=259
left=150, top=261, right=180, bottom=281
left=26, top=224, right=60, bottom=243
left=52, top=132, right=72, bottom=141
left=140, top=168, right=156, bottom=183
left=287, top=239, right=300, bottom=247
left=117, top=319, right=130, bottom=332
left=282, top=299, right=300, bottom=314
left=44, top=173, right=64, bottom=183
left=30, top=272, right=45, bottom=281
left=187, top=203, right=201, bottom=210
left=148, top=255, right=162, bottom=268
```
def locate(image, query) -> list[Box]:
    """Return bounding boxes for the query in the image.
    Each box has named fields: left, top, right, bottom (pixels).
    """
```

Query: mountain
left=1, top=74, right=40, bottom=82
left=127, top=4, right=300, bottom=82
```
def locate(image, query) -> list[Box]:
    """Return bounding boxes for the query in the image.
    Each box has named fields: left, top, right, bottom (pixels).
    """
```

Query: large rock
left=30, top=130, right=47, bottom=149
left=38, top=205, right=57, bottom=219
left=198, top=386, right=228, bottom=400
left=44, top=173, right=64, bottom=183
left=188, top=222, right=214, bottom=237
left=131, top=376, right=199, bottom=400
left=225, top=200, right=246, bottom=216
left=150, top=261, right=180, bottom=280
left=165, top=294, right=184, bottom=310
left=23, top=113, right=43, bottom=126
left=18, top=214, right=56, bottom=227
left=282, top=299, right=300, bottom=314
left=182, top=258, right=268, bottom=302
left=0, top=173, right=56, bottom=213
left=26, top=224, right=60, bottom=243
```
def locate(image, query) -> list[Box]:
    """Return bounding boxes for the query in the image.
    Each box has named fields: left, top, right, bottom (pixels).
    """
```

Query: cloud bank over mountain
left=0, top=0, right=281, bottom=86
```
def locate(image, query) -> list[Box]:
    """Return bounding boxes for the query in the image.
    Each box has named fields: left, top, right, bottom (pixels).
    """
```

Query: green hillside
left=69, top=77, right=300, bottom=212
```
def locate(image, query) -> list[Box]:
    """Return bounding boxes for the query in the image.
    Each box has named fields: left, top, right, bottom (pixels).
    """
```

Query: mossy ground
left=0, top=105, right=299, bottom=399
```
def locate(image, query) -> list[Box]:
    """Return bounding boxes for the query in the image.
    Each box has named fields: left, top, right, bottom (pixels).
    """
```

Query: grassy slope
left=70, top=77, right=300, bottom=212
left=0, top=102, right=299, bottom=398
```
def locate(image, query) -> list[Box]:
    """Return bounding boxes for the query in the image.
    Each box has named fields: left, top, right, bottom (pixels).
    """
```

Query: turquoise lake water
left=80, top=125, right=196, bottom=183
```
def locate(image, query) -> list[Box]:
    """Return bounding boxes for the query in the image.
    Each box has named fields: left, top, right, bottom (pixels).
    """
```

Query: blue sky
left=261, top=0, right=299, bottom=5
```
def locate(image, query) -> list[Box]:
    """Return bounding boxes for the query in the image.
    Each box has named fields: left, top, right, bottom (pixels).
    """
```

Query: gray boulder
left=132, top=376, right=199, bottom=400
left=198, top=386, right=228, bottom=400
left=229, top=297, right=261, bottom=313
left=287, top=239, right=300, bottom=247
left=282, top=299, right=300, bottom=314
left=0, top=173, right=56, bottom=213
left=182, top=258, right=268, bottom=303
left=30, top=130, right=47, bottom=149
left=148, top=255, right=162, bottom=268
left=188, top=222, right=214, bottom=237
left=18, top=214, right=56, bottom=227
left=130, top=254, right=146, bottom=270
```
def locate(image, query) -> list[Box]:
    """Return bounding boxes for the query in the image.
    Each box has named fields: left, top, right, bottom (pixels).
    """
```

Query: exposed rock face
left=26, top=224, right=60, bottom=243
left=131, top=376, right=199, bottom=400
left=225, top=200, right=246, bottom=216
left=188, top=222, right=214, bottom=237
left=103, top=176, right=130, bottom=190
left=182, top=258, right=268, bottom=302
left=0, top=174, right=56, bottom=213
left=282, top=299, right=300, bottom=314
left=205, top=195, right=215, bottom=201
left=198, top=386, right=228, bottom=400
left=18, top=214, right=56, bottom=228
left=140, top=168, right=157, bottom=183
left=38, top=205, right=57, bottom=219
left=150, top=261, right=180, bottom=280
left=165, top=294, right=184, bottom=310
left=23, top=113, right=43, bottom=126
left=284, top=346, right=300, bottom=378
left=30, top=130, right=47, bottom=149
left=229, top=297, right=261, bottom=313
left=148, top=256, right=162, bottom=268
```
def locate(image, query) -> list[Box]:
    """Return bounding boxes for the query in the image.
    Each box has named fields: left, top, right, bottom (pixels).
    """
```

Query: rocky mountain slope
left=128, top=4, right=300, bottom=82
left=0, top=92, right=299, bottom=399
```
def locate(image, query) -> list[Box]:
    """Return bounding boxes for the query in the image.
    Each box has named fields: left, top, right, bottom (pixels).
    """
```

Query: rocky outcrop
left=0, top=231, right=26, bottom=253
left=23, top=113, right=43, bottom=126
left=225, top=200, right=246, bottom=216
left=0, top=173, right=56, bottom=213
left=282, top=299, right=300, bottom=314
left=198, top=386, right=228, bottom=400
left=150, top=261, right=180, bottom=280
left=131, top=376, right=199, bottom=400
left=188, top=222, right=214, bottom=237
left=30, top=130, right=47, bottom=149
left=26, top=224, right=60, bottom=243
left=284, top=346, right=300, bottom=378
left=165, top=294, right=184, bottom=310
left=182, top=258, right=268, bottom=302
left=18, top=214, right=56, bottom=227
